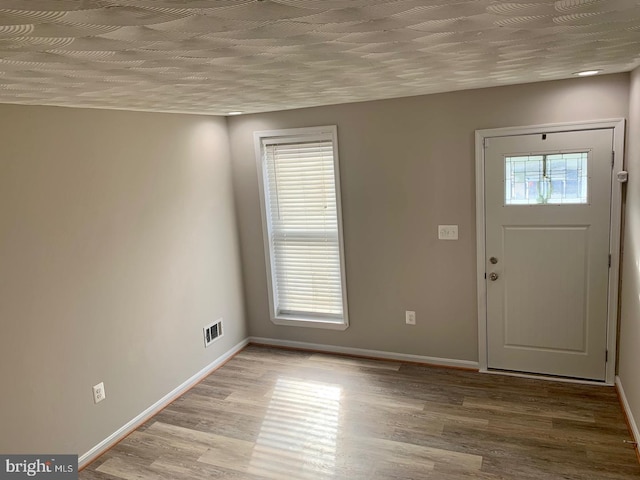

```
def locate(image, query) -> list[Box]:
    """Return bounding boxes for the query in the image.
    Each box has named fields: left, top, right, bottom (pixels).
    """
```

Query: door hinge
left=484, top=272, right=487, bottom=279
left=612, top=151, right=615, bottom=168
left=606, top=350, right=609, bottom=362
left=608, top=254, right=611, bottom=268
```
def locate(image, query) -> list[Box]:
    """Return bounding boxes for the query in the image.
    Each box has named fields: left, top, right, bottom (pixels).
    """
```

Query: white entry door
left=485, top=129, right=613, bottom=381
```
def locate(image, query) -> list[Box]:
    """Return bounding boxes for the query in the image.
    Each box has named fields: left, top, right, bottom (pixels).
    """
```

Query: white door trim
left=475, top=119, right=625, bottom=385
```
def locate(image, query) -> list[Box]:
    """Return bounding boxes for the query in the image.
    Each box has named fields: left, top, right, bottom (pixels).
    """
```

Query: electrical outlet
left=93, top=382, right=106, bottom=404
left=406, top=310, right=416, bottom=325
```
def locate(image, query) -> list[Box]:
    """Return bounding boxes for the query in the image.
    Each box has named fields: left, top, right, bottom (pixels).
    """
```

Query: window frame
left=253, top=125, right=349, bottom=330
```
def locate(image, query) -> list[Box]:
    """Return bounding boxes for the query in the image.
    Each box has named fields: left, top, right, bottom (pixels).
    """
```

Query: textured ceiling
left=0, top=0, right=639, bottom=115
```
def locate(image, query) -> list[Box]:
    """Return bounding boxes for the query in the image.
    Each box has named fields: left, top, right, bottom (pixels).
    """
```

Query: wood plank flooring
left=80, top=345, right=640, bottom=479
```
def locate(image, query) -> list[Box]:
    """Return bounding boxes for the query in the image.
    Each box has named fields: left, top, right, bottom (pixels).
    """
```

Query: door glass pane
left=505, top=152, right=588, bottom=205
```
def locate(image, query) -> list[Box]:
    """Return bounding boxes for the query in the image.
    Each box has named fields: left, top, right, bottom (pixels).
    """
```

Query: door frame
left=475, top=119, right=625, bottom=385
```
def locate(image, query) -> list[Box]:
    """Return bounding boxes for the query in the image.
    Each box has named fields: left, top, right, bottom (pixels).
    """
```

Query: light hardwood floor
left=80, top=345, right=640, bottom=479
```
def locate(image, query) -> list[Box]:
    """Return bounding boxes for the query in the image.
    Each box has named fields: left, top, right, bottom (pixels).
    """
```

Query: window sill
left=271, top=315, right=349, bottom=331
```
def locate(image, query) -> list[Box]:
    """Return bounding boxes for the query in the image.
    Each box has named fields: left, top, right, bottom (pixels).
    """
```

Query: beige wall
left=229, top=74, right=630, bottom=362
left=0, top=105, right=245, bottom=455
left=619, top=66, right=640, bottom=435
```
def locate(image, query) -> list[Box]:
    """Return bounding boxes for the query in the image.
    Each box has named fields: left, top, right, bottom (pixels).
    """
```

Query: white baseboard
left=616, top=376, right=640, bottom=448
left=248, top=336, right=479, bottom=369
left=79, top=338, right=249, bottom=469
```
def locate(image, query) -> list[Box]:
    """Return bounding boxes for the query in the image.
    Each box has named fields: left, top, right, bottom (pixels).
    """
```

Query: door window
left=504, top=152, right=588, bottom=205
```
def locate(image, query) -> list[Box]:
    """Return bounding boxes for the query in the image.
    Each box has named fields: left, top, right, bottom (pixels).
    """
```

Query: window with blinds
left=254, top=126, right=348, bottom=329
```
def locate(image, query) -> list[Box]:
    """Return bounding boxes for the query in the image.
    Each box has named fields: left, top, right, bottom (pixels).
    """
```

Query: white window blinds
left=261, top=132, right=346, bottom=323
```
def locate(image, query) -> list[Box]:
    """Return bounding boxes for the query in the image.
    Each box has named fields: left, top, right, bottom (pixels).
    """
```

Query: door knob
left=489, top=272, right=499, bottom=281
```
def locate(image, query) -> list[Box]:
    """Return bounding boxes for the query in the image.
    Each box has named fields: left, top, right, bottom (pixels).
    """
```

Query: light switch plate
left=438, top=225, right=458, bottom=240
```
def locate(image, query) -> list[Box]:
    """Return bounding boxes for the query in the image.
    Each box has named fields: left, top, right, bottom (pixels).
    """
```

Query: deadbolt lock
left=490, top=257, right=498, bottom=264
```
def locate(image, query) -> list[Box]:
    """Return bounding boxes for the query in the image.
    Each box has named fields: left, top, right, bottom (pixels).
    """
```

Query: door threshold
left=482, top=368, right=611, bottom=386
